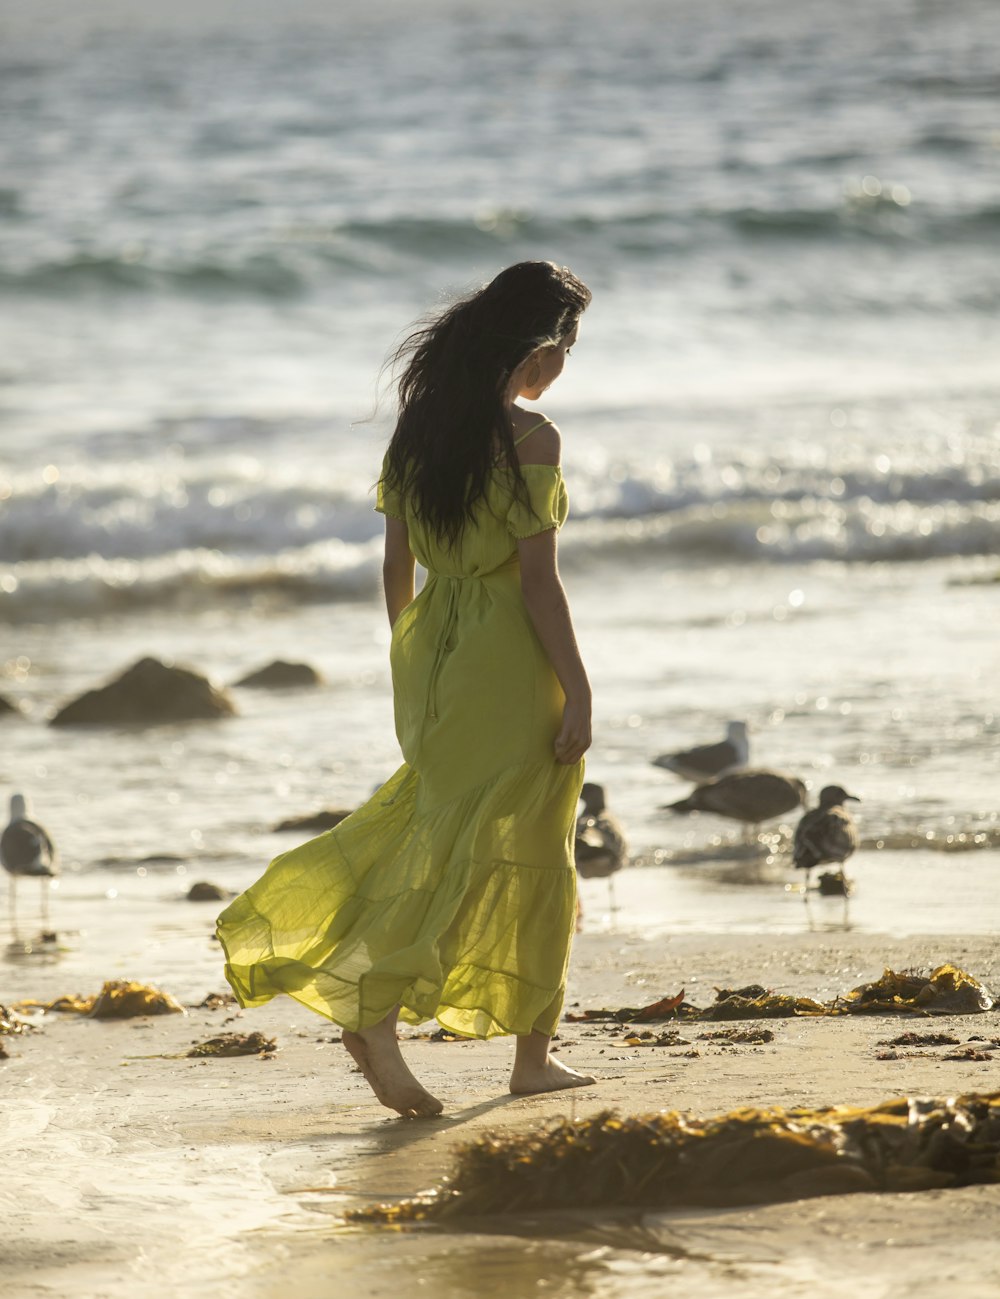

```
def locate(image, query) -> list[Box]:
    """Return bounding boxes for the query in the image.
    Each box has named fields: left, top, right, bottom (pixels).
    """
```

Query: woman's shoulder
left=511, top=407, right=561, bottom=466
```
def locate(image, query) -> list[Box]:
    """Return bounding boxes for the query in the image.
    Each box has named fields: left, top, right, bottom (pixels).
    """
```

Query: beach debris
left=818, top=871, right=853, bottom=896
left=568, top=986, right=824, bottom=1023
left=186, top=881, right=230, bottom=901
left=272, top=808, right=352, bottom=833
left=350, top=1091, right=1000, bottom=1223
left=942, top=1045, right=994, bottom=1062
left=50, top=656, right=235, bottom=727
left=837, top=964, right=994, bottom=1015
left=714, top=984, right=768, bottom=1000
left=664, top=769, right=806, bottom=836
left=565, top=964, right=994, bottom=1027
left=701, top=990, right=827, bottom=1020
left=15, top=980, right=186, bottom=1018
left=652, top=721, right=749, bottom=783
left=794, top=786, right=860, bottom=891
left=89, top=981, right=187, bottom=1018
left=194, top=991, right=238, bottom=1010
left=879, top=1031, right=961, bottom=1047
left=0, top=1004, right=36, bottom=1036
left=0, top=693, right=18, bottom=716
left=2, top=793, right=58, bottom=939
left=697, top=1027, right=775, bottom=1045
left=233, top=660, right=323, bottom=689
left=187, top=1031, right=276, bottom=1057
left=622, top=1030, right=693, bottom=1047
left=566, top=990, right=688, bottom=1024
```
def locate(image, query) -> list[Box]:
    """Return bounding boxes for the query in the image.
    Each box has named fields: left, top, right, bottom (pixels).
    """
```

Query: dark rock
left=234, top=660, right=323, bottom=689
left=186, top=881, right=230, bottom=902
left=0, top=694, right=18, bottom=716
left=272, top=808, right=351, bottom=833
left=50, top=657, right=236, bottom=727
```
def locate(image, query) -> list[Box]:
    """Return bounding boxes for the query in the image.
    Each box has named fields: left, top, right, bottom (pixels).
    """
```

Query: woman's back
left=384, top=458, right=568, bottom=579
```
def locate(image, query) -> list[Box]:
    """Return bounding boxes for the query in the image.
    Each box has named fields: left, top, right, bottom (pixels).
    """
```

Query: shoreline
left=5, top=926, right=999, bottom=1298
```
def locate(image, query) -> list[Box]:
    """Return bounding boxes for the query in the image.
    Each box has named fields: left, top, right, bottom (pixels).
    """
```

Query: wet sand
left=4, top=926, right=999, bottom=1298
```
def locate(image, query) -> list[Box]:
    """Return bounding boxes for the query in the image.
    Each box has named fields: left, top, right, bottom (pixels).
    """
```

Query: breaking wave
left=1, top=448, right=997, bottom=621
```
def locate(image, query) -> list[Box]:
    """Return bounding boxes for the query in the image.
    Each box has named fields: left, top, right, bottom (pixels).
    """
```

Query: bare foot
left=342, top=1021, right=444, bottom=1119
left=509, top=1055, right=596, bottom=1095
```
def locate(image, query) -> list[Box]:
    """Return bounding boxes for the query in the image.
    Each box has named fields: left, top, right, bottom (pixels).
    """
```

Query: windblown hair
left=383, top=261, right=591, bottom=545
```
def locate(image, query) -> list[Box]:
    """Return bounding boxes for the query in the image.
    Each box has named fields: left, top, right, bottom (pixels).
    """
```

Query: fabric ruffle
left=218, top=756, right=581, bottom=1039
left=505, top=464, right=568, bottom=539
left=375, top=457, right=568, bottom=540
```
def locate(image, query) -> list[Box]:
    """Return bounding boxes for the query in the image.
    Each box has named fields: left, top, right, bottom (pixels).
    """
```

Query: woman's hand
left=555, top=696, right=591, bottom=765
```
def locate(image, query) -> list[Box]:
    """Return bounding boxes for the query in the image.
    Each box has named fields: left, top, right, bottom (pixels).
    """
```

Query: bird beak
left=845, top=794, right=861, bottom=802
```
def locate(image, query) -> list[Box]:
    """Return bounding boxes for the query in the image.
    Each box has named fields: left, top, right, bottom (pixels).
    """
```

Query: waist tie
left=425, top=575, right=461, bottom=723
left=422, top=557, right=520, bottom=725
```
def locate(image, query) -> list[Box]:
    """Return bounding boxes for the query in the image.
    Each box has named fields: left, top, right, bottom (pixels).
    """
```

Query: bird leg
left=9, top=875, right=19, bottom=941
left=607, top=875, right=618, bottom=918
left=40, top=876, right=50, bottom=929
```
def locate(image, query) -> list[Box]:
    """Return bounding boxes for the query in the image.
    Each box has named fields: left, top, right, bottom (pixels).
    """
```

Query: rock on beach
left=50, top=657, right=236, bottom=727
left=233, top=660, right=323, bottom=689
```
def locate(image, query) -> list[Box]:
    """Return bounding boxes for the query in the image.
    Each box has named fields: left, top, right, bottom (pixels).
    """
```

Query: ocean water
left=1, top=0, right=998, bottom=951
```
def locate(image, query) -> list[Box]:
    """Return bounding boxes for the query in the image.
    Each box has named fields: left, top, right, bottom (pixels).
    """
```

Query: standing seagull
left=1, top=793, right=58, bottom=938
left=652, top=721, right=749, bottom=783
left=575, top=783, right=628, bottom=912
left=793, top=785, right=860, bottom=892
left=665, top=768, right=806, bottom=840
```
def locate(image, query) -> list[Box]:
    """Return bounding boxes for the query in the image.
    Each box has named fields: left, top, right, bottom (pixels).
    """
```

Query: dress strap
left=513, top=419, right=551, bottom=447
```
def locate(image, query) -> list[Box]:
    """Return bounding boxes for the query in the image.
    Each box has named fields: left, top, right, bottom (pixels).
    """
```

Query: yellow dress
left=216, top=441, right=583, bottom=1039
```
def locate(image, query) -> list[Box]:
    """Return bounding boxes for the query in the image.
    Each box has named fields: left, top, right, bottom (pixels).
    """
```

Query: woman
left=218, top=261, right=595, bottom=1117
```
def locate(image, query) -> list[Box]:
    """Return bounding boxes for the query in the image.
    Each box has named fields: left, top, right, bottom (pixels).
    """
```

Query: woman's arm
left=518, top=526, right=592, bottom=765
left=382, top=515, right=415, bottom=627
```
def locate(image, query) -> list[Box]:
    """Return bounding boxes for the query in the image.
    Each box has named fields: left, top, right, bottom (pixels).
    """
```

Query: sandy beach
left=5, top=922, right=999, bottom=1299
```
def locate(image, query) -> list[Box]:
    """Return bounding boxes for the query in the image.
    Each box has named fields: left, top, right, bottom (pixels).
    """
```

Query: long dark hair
left=383, top=261, right=591, bottom=545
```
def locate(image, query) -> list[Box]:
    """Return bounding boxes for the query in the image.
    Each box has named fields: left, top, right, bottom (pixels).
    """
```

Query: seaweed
left=697, top=1027, right=775, bottom=1045
left=836, top=964, right=993, bottom=1015
left=566, top=990, right=687, bottom=1024
left=186, top=1032, right=276, bottom=1057
left=567, top=963, right=994, bottom=1028
left=621, top=1030, right=692, bottom=1048
left=194, top=992, right=238, bottom=1010
left=700, top=991, right=827, bottom=1020
left=878, top=1032, right=961, bottom=1047
left=350, top=1092, right=1000, bottom=1224
left=0, top=1005, right=35, bottom=1036
left=14, top=980, right=186, bottom=1018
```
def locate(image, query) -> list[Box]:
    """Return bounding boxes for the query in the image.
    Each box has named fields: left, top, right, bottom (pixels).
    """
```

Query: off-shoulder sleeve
left=505, top=465, right=569, bottom=540
left=374, top=453, right=405, bottom=521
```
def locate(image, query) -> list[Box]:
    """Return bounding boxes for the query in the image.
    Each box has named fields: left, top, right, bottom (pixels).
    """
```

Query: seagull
left=665, top=768, right=806, bottom=840
left=1, top=793, right=58, bottom=938
left=575, top=782, right=628, bottom=915
left=652, top=721, right=749, bottom=783
left=794, top=785, right=860, bottom=892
